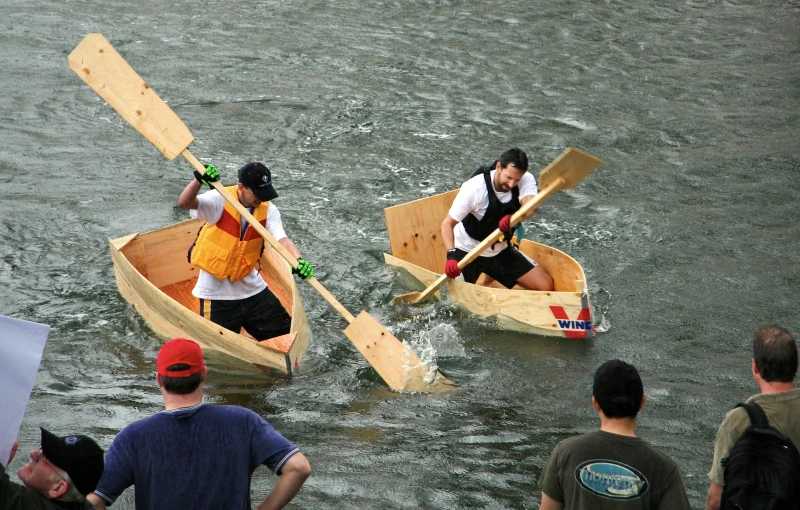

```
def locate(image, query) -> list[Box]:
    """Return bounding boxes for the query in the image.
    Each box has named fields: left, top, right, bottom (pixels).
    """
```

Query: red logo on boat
left=550, top=306, right=594, bottom=339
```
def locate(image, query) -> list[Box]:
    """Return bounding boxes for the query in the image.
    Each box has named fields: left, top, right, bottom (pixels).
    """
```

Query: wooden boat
left=384, top=190, right=594, bottom=338
left=109, top=219, right=311, bottom=374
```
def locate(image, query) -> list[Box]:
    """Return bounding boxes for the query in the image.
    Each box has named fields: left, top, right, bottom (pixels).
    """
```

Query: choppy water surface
left=2, top=1, right=799, bottom=508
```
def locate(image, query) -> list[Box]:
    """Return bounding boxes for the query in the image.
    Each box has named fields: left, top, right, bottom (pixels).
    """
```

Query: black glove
left=194, top=163, right=220, bottom=189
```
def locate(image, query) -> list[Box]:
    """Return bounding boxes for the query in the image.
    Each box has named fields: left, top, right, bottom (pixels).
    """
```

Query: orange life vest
left=189, top=185, right=269, bottom=281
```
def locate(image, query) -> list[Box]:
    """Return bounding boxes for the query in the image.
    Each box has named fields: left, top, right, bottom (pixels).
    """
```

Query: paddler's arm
left=178, top=164, right=220, bottom=210
left=178, top=178, right=203, bottom=210
left=518, top=194, right=539, bottom=221
left=256, top=452, right=311, bottom=510
left=278, top=238, right=315, bottom=279
left=278, top=238, right=302, bottom=260
left=441, top=215, right=459, bottom=251
left=440, top=215, right=462, bottom=279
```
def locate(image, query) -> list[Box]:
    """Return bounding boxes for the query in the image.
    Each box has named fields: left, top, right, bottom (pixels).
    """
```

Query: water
left=2, top=0, right=799, bottom=508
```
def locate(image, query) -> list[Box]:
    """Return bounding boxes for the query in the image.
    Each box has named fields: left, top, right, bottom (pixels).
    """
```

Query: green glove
left=193, top=163, right=220, bottom=189
left=292, top=258, right=314, bottom=279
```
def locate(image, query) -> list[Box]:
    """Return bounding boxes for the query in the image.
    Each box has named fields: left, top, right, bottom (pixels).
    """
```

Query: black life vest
left=461, top=161, right=521, bottom=242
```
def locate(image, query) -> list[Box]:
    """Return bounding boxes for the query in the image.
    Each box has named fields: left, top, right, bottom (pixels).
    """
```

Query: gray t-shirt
left=539, top=430, right=691, bottom=510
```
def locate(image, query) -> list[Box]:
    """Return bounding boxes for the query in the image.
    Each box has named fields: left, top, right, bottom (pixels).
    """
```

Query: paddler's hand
left=292, top=258, right=314, bottom=279
left=445, top=249, right=461, bottom=279
left=193, top=163, right=220, bottom=189
left=498, top=214, right=512, bottom=235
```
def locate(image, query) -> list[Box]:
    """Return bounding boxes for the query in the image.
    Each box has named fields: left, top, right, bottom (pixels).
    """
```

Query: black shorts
left=200, top=287, right=291, bottom=341
left=454, top=245, right=536, bottom=289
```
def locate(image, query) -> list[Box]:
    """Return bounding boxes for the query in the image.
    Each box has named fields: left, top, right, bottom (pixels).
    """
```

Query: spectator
left=538, top=359, right=691, bottom=510
left=1, top=428, right=104, bottom=510
left=705, top=325, right=800, bottom=510
left=88, top=338, right=310, bottom=510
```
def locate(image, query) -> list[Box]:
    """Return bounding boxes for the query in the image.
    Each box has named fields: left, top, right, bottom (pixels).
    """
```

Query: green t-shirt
left=538, top=430, right=691, bottom=510
left=707, top=387, right=800, bottom=485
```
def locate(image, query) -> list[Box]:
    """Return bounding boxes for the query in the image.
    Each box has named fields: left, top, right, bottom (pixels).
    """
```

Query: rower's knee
left=540, top=272, right=554, bottom=292
left=522, top=267, right=554, bottom=291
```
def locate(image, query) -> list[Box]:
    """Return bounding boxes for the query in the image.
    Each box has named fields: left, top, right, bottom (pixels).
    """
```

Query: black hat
left=40, top=428, right=104, bottom=496
left=592, top=359, right=643, bottom=400
left=238, top=162, right=278, bottom=202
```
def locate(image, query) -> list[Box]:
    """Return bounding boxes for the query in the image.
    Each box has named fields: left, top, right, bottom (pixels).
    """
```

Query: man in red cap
left=178, top=162, right=315, bottom=342
left=88, top=338, right=311, bottom=510
left=2, top=428, right=104, bottom=509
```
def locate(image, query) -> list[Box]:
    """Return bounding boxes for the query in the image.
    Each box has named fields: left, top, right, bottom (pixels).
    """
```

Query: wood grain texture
left=109, top=219, right=310, bottom=372
left=68, top=34, right=193, bottom=160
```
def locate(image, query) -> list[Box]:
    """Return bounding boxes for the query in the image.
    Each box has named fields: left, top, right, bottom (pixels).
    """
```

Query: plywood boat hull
left=384, top=190, right=593, bottom=338
left=109, top=219, right=311, bottom=373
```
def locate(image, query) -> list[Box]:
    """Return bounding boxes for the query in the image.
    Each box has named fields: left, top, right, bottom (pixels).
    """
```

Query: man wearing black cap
left=538, top=360, right=691, bottom=510
left=1, top=428, right=104, bottom=509
left=178, top=162, right=314, bottom=341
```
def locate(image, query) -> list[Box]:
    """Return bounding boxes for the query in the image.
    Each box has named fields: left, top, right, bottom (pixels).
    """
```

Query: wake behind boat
left=109, top=219, right=311, bottom=374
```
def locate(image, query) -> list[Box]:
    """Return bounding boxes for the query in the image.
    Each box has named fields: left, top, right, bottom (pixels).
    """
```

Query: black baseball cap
left=40, top=428, right=104, bottom=496
left=238, top=162, right=278, bottom=202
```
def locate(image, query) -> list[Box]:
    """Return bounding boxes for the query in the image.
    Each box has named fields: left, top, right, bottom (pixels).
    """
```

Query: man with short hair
left=441, top=147, right=554, bottom=291
left=89, top=338, right=311, bottom=510
left=538, top=359, right=691, bottom=510
left=1, top=428, right=104, bottom=509
left=178, top=162, right=314, bottom=341
left=705, top=325, right=800, bottom=510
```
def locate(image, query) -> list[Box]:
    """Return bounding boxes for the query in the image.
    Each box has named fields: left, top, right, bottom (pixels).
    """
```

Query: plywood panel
left=384, top=190, right=458, bottom=274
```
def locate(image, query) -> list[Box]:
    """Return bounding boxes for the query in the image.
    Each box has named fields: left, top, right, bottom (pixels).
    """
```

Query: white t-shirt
left=190, top=190, right=288, bottom=300
left=448, top=170, right=538, bottom=257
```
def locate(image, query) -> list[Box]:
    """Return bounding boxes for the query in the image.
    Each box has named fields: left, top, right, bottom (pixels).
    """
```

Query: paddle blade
left=344, top=311, right=453, bottom=392
left=68, top=33, right=194, bottom=160
left=538, top=147, right=602, bottom=191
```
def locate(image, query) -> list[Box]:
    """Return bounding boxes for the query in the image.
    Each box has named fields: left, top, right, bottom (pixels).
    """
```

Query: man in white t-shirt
left=441, top=148, right=554, bottom=291
left=177, top=162, right=314, bottom=341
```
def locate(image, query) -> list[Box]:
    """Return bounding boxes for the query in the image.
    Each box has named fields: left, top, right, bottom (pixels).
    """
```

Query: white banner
left=0, top=315, right=50, bottom=467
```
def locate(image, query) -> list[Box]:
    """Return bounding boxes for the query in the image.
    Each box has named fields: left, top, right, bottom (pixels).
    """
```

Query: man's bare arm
left=539, top=492, right=564, bottom=510
left=256, top=453, right=311, bottom=510
left=87, top=493, right=108, bottom=510
left=705, top=481, right=722, bottom=510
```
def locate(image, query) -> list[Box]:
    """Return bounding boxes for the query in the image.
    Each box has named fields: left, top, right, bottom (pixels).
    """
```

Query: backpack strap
left=734, top=402, right=769, bottom=428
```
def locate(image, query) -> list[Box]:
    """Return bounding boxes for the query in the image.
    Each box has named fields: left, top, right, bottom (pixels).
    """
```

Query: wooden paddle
left=68, top=33, right=452, bottom=392
left=391, top=147, right=602, bottom=305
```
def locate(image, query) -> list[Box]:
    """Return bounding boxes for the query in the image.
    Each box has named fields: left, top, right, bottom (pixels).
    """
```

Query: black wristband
left=446, top=248, right=459, bottom=261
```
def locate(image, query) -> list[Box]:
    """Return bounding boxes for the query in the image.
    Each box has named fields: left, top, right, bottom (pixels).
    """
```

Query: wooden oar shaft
left=182, top=149, right=357, bottom=323
left=413, top=176, right=566, bottom=303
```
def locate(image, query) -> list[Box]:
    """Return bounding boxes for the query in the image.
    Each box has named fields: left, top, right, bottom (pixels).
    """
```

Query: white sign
left=0, top=315, right=50, bottom=467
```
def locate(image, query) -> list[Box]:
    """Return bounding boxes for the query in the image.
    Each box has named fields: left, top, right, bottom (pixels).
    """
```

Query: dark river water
left=2, top=1, right=799, bottom=508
